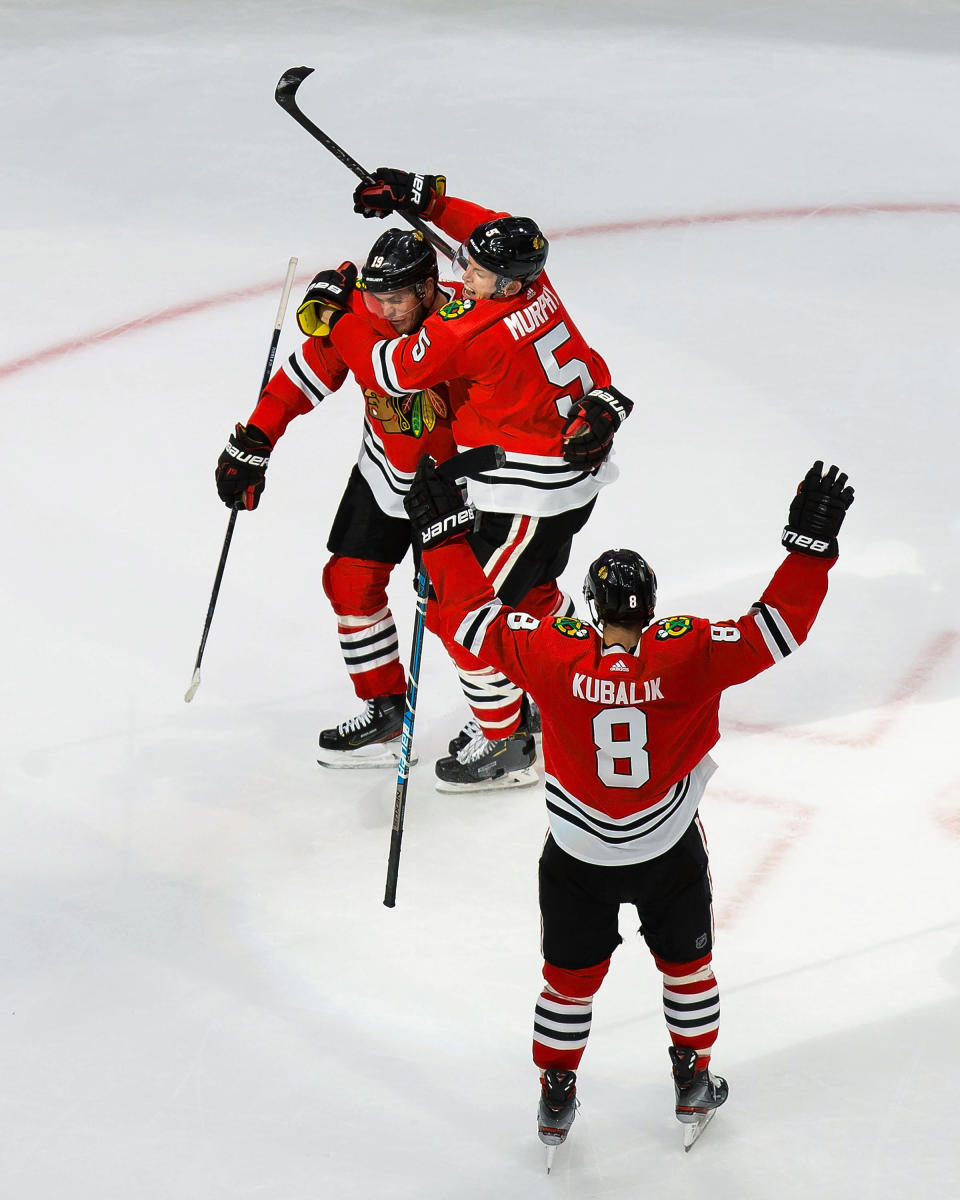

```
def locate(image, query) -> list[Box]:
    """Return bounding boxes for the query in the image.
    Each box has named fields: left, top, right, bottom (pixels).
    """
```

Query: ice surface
left=2, top=2, right=959, bottom=1197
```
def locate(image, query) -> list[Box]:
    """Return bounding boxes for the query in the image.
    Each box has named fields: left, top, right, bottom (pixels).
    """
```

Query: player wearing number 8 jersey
left=404, top=456, right=855, bottom=1155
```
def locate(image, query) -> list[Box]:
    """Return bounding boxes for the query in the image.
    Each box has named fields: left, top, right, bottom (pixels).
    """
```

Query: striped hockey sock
left=659, top=957, right=720, bottom=1066
left=532, top=987, right=593, bottom=1073
left=456, top=665, right=524, bottom=738
left=337, top=606, right=405, bottom=699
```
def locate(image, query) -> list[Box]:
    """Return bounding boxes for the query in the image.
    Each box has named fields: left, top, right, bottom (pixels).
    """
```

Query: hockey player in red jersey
left=305, top=168, right=635, bottom=790
left=403, top=456, right=854, bottom=1159
left=215, top=229, right=461, bottom=766
left=214, top=229, right=569, bottom=770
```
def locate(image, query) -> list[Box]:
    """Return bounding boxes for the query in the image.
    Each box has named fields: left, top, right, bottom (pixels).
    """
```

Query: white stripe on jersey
left=356, top=416, right=417, bottom=519
left=544, top=755, right=717, bottom=866
left=454, top=599, right=505, bottom=658
left=461, top=446, right=619, bottom=517
left=751, top=601, right=799, bottom=663
left=370, top=338, right=406, bottom=397
left=286, top=344, right=335, bottom=407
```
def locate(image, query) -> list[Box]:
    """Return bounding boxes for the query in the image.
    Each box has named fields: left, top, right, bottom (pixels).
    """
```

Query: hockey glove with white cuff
left=403, top=454, right=476, bottom=551
left=781, top=461, right=854, bottom=557
left=353, top=169, right=446, bottom=220
left=296, top=262, right=358, bottom=336
left=216, top=423, right=272, bottom=511
left=561, top=385, right=635, bottom=472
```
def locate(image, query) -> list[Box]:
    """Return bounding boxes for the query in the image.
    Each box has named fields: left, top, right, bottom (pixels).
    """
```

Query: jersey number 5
left=592, top=707, right=650, bottom=788
left=534, top=323, right=594, bottom=417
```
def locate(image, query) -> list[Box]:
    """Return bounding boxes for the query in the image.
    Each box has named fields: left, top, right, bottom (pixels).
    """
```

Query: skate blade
left=681, top=1108, right=716, bottom=1151
left=544, top=1143, right=557, bottom=1173
left=434, top=766, right=539, bottom=794
left=317, top=744, right=417, bottom=770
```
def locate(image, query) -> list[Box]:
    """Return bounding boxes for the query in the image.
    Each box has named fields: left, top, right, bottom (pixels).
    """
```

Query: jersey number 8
left=592, top=707, right=650, bottom=788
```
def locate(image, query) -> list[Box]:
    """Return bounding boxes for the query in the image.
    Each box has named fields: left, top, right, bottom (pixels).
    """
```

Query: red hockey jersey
left=328, top=195, right=617, bottom=517
left=248, top=290, right=458, bottom=518
left=426, top=540, right=834, bottom=866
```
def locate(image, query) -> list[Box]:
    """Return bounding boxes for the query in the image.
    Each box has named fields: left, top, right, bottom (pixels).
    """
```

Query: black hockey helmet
left=463, top=216, right=549, bottom=284
left=361, top=228, right=439, bottom=296
left=583, top=549, right=657, bottom=627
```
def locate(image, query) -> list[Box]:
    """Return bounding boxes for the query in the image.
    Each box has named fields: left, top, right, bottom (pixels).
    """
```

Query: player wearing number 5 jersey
left=313, top=169, right=636, bottom=790
left=404, top=456, right=854, bottom=1159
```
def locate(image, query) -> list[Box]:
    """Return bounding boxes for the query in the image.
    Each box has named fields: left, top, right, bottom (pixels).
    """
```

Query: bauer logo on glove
left=419, top=507, right=475, bottom=547
left=403, top=453, right=477, bottom=551
left=781, top=461, right=854, bottom=558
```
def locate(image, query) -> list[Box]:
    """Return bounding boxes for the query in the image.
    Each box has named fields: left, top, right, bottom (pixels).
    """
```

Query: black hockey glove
left=781, top=461, right=854, bottom=557
left=561, top=386, right=635, bottom=472
left=352, top=168, right=446, bottom=220
left=296, top=262, right=358, bottom=336
left=215, top=423, right=272, bottom=511
left=403, top=454, right=476, bottom=551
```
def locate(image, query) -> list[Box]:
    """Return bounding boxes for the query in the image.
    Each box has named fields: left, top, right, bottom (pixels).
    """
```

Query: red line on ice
left=2, top=201, right=959, bottom=382
left=710, top=788, right=815, bottom=930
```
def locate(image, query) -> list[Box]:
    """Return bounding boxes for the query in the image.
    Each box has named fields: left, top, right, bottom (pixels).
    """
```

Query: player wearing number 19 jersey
left=332, top=191, right=616, bottom=518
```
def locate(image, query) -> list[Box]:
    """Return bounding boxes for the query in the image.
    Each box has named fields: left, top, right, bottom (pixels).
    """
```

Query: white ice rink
left=3, top=2, right=960, bottom=1196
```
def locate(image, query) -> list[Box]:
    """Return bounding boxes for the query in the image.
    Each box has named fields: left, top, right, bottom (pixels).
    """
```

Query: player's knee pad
left=322, top=555, right=393, bottom=617
left=543, top=957, right=612, bottom=1001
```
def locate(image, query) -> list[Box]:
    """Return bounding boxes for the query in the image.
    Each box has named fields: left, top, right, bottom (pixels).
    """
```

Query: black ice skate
left=434, top=728, right=537, bottom=793
left=317, top=694, right=414, bottom=769
left=447, top=716, right=481, bottom=757
left=669, top=1045, right=728, bottom=1151
left=519, top=693, right=542, bottom=741
left=538, top=1068, right=578, bottom=1173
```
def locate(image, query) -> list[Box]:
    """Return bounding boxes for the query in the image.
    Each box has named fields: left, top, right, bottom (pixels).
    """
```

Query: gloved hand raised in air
left=781, top=461, right=855, bottom=557
left=561, top=385, right=634, bottom=472
left=353, top=169, right=446, bottom=220
left=215, top=423, right=272, bottom=511
left=297, top=262, right=358, bottom=336
left=403, top=454, right=476, bottom=551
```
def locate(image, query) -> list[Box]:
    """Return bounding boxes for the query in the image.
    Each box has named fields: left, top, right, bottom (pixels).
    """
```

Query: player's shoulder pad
left=551, top=616, right=592, bottom=640
left=437, top=296, right=476, bottom=322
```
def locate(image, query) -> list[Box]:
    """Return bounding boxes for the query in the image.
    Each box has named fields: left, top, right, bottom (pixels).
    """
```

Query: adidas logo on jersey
left=609, top=660, right=629, bottom=672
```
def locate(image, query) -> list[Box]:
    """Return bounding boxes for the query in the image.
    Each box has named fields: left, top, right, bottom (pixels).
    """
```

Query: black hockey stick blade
left=275, top=66, right=375, bottom=183
left=437, top=444, right=506, bottom=481
left=276, top=65, right=314, bottom=105
left=274, top=66, right=457, bottom=260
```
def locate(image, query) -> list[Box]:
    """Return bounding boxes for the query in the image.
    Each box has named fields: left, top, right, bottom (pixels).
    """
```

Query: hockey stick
left=275, top=66, right=457, bottom=262
left=384, top=443, right=507, bottom=908
left=184, top=256, right=300, bottom=703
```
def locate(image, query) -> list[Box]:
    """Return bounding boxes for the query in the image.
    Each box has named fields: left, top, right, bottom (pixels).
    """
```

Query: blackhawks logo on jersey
left=552, top=616, right=590, bottom=640
left=364, top=387, right=448, bottom=438
left=655, top=616, right=693, bottom=640
left=438, top=297, right=475, bottom=321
